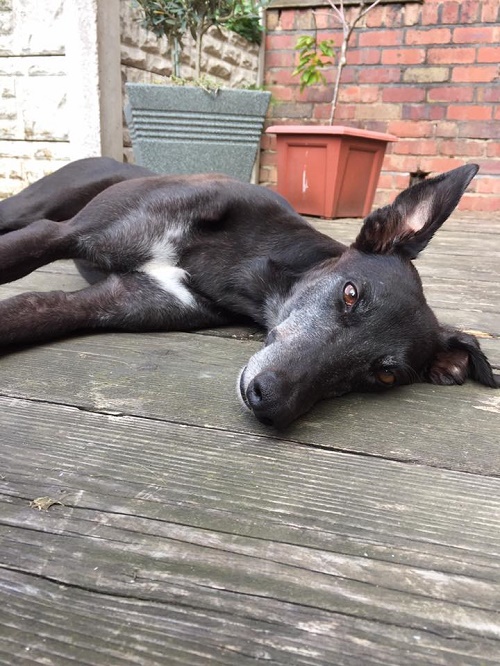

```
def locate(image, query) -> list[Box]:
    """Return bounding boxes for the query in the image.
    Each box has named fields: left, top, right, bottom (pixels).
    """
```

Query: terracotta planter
left=266, top=125, right=397, bottom=218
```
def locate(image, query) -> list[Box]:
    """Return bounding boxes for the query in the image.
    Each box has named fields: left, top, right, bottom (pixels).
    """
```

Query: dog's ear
left=426, top=327, right=499, bottom=388
left=353, top=164, right=479, bottom=259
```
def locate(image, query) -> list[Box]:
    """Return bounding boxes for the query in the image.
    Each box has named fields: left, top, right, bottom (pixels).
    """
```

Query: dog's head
left=239, top=164, right=498, bottom=428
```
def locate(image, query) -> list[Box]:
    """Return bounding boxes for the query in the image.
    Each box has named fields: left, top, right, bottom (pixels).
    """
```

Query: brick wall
left=262, top=0, right=500, bottom=211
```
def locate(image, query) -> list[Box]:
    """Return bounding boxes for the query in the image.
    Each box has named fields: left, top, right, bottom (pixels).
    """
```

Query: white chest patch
left=139, top=235, right=195, bottom=307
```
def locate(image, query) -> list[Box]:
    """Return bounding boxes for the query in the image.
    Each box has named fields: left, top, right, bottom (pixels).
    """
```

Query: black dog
left=0, top=158, right=497, bottom=427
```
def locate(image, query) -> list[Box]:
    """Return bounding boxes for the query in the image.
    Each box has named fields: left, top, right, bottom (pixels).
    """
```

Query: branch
left=325, top=0, right=383, bottom=123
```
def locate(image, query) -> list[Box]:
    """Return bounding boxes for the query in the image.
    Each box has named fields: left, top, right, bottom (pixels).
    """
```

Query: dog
left=0, top=157, right=497, bottom=428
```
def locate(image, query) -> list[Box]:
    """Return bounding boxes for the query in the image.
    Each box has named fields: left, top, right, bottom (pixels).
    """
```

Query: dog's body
left=0, top=158, right=497, bottom=427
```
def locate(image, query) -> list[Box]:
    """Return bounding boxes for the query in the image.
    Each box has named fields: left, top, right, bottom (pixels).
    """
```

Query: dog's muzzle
left=238, top=366, right=294, bottom=429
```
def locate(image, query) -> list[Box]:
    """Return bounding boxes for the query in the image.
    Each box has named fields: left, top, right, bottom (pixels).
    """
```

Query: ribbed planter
left=125, top=83, right=271, bottom=182
left=266, top=125, right=397, bottom=218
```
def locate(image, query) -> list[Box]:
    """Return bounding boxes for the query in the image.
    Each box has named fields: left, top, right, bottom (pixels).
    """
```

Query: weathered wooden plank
left=0, top=331, right=498, bottom=474
left=2, top=569, right=497, bottom=666
left=1, top=398, right=500, bottom=664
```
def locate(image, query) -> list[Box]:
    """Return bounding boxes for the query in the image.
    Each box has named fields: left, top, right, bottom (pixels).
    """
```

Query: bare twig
left=326, top=0, right=382, bottom=124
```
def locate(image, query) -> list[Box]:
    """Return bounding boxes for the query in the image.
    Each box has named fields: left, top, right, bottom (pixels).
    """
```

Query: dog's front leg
left=0, top=272, right=229, bottom=348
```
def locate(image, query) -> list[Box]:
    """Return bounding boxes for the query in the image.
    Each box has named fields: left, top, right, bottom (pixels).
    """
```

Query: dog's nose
left=246, top=371, right=287, bottom=428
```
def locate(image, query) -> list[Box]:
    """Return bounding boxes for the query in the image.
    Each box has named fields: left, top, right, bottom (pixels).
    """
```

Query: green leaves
left=293, top=35, right=336, bottom=91
left=133, top=0, right=267, bottom=47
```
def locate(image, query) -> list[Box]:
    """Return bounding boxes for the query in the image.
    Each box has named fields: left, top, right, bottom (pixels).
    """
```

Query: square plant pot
left=125, top=83, right=271, bottom=182
left=266, top=125, right=397, bottom=218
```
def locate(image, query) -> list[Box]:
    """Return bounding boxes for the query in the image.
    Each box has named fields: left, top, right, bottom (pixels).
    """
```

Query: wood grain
left=1, top=398, right=500, bottom=665
left=0, top=329, right=497, bottom=473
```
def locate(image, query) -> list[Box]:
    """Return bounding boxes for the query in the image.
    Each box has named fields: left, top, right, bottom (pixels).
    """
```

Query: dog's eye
left=376, top=370, right=396, bottom=386
left=343, top=282, right=358, bottom=307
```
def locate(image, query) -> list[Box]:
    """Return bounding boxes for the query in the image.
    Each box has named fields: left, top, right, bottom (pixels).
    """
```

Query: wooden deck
left=1, top=214, right=499, bottom=665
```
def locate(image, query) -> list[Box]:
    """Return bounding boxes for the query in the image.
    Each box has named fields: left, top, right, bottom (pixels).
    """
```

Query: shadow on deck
left=1, top=214, right=499, bottom=664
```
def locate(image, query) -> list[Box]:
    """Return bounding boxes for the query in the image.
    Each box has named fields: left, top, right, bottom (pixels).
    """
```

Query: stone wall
left=262, top=0, right=500, bottom=212
left=0, top=0, right=70, bottom=198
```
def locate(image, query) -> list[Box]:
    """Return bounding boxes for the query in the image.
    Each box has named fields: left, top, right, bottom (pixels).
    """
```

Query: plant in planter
left=126, top=0, right=271, bottom=181
left=266, top=0, right=397, bottom=218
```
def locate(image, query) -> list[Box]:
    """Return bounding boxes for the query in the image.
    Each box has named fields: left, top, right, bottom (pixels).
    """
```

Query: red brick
left=439, top=139, right=485, bottom=157
left=358, top=29, right=403, bottom=47
left=382, top=87, right=425, bottom=103
left=421, top=3, right=439, bottom=25
left=460, top=195, right=500, bottom=211
left=338, top=68, right=355, bottom=85
left=427, top=48, right=476, bottom=64
left=266, top=69, right=295, bottom=86
left=403, top=105, right=446, bottom=121
left=428, top=87, right=474, bottom=103
left=264, top=51, right=296, bottom=68
left=377, top=172, right=395, bottom=189
left=266, top=85, right=294, bottom=102
left=458, top=121, right=500, bottom=139
left=453, top=26, right=499, bottom=44
left=487, top=143, right=500, bottom=158
left=294, top=9, right=315, bottom=30
left=474, top=176, right=500, bottom=194
left=387, top=120, right=435, bottom=138
left=477, top=46, right=500, bottom=63
left=476, top=88, right=500, bottom=103
left=346, top=47, right=380, bottom=66
left=365, top=5, right=385, bottom=28
left=338, top=86, right=379, bottom=104
left=358, top=48, right=381, bottom=65
left=333, top=104, right=356, bottom=121
left=425, top=157, right=469, bottom=174
left=460, top=0, right=481, bottom=23
left=278, top=9, right=295, bottom=31
left=393, top=138, right=437, bottom=155
left=447, top=105, right=493, bottom=121
left=383, top=154, right=420, bottom=172
left=298, top=87, right=334, bottom=104
left=314, top=9, right=337, bottom=30
left=405, top=28, right=452, bottom=45
left=481, top=0, right=500, bottom=22
left=313, top=103, right=337, bottom=121
left=358, top=67, right=401, bottom=84
left=433, top=121, right=459, bottom=138
left=441, top=2, right=460, bottom=24
left=384, top=5, right=405, bottom=28
left=452, top=65, right=498, bottom=83
left=381, top=48, right=426, bottom=66
left=265, top=34, right=299, bottom=51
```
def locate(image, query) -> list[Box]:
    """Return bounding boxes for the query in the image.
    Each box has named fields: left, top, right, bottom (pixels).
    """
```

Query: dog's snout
left=246, top=371, right=285, bottom=427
